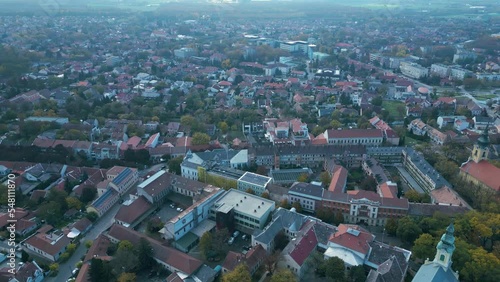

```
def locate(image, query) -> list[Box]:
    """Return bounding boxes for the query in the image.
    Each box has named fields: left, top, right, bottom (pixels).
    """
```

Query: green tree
left=371, top=96, right=383, bottom=107
left=168, top=156, right=184, bottom=175
left=200, top=232, right=213, bottom=259
left=66, top=197, right=82, bottom=210
left=86, top=211, right=98, bottom=222
left=270, top=269, right=297, bottom=282
left=297, top=173, right=309, bottom=182
left=222, top=264, right=251, bottom=282
left=192, top=132, right=210, bottom=145
left=320, top=171, right=331, bottom=187
left=385, top=218, right=398, bottom=236
left=348, top=265, right=366, bottom=282
left=412, top=233, right=437, bottom=261
left=80, top=186, right=97, bottom=204
left=218, top=121, right=229, bottom=134
left=320, top=257, right=346, bottom=282
left=397, top=216, right=422, bottom=244
left=49, top=263, right=59, bottom=274
left=136, top=238, right=155, bottom=271
left=118, top=240, right=134, bottom=251
left=461, top=248, right=500, bottom=282
left=89, top=258, right=113, bottom=282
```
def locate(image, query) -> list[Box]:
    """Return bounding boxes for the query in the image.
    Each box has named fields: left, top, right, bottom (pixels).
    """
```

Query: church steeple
left=433, top=223, right=456, bottom=269
left=471, top=124, right=490, bottom=163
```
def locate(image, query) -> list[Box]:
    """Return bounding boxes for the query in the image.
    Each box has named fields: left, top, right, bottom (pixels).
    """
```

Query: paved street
left=44, top=204, right=121, bottom=282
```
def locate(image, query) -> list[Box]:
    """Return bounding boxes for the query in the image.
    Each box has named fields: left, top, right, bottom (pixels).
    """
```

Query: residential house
left=23, top=225, right=71, bottom=262
left=407, top=119, right=428, bottom=136
left=0, top=261, right=44, bottom=282
left=221, top=245, right=266, bottom=276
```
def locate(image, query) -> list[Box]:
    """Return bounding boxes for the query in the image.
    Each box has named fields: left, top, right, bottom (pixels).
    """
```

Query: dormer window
left=440, top=254, right=445, bottom=261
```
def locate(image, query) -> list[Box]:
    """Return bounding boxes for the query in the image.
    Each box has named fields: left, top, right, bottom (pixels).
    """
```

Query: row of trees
left=89, top=238, right=156, bottom=282
left=385, top=211, right=500, bottom=282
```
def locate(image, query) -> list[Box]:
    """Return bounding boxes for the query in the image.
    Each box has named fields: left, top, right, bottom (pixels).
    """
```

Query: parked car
left=242, top=234, right=247, bottom=240
left=176, top=207, right=182, bottom=212
left=228, top=237, right=235, bottom=245
left=71, top=268, right=79, bottom=277
left=233, top=231, right=240, bottom=238
left=169, top=204, right=175, bottom=208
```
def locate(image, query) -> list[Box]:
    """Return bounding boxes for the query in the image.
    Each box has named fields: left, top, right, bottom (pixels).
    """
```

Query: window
left=440, top=254, right=445, bottom=261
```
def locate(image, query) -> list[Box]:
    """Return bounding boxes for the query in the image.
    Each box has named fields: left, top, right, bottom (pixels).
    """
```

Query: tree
left=136, top=238, right=155, bottom=271
left=261, top=191, right=271, bottom=199
left=330, top=119, right=342, bottom=129
left=320, top=257, right=346, bottom=282
left=118, top=273, right=136, bottom=282
left=292, top=201, right=303, bottom=213
left=316, top=207, right=335, bottom=224
left=222, top=264, right=251, bottom=282
left=192, top=132, right=210, bottom=145
left=118, top=240, right=134, bottom=251
left=66, top=197, right=82, bottom=210
left=348, top=265, right=366, bottom=282
left=85, top=240, right=93, bottom=248
left=461, top=247, right=500, bottom=282
left=371, top=96, right=383, bottom=107
left=49, top=263, right=59, bottom=273
left=80, top=186, right=97, bottom=204
left=245, top=188, right=255, bottom=195
left=265, top=251, right=279, bottom=274
left=279, top=199, right=291, bottom=209
left=168, top=156, right=183, bottom=175
left=320, top=171, right=331, bottom=187
left=86, top=211, right=99, bottom=222
left=112, top=244, right=139, bottom=275
left=297, top=173, right=309, bottom=182
left=270, top=269, right=297, bottom=282
left=218, top=121, right=229, bottom=134
left=397, top=216, right=422, bottom=244
left=200, top=232, right=213, bottom=259
left=89, top=258, right=113, bottom=282
left=360, top=176, right=377, bottom=191
left=404, top=189, right=420, bottom=202
left=385, top=218, right=398, bottom=236
left=412, top=233, right=437, bottom=261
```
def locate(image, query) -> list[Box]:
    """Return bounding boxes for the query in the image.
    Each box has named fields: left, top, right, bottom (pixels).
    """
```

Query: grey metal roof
left=289, top=182, right=324, bottom=199
left=239, top=172, right=271, bottom=187
left=403, top=148, right=452, bottom=189
left=253, top=208, right=309, bottom=245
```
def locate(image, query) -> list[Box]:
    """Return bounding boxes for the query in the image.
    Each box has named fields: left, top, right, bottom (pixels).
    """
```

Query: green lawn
left=472, top=93, right=498, bottom=101
left=382, top=100, right=406, bottom=120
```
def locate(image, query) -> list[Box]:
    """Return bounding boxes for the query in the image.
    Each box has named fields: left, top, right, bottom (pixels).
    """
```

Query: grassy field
left=382, top=100, right=406, bottom=121
left=472, top=93, right=498, bottom=101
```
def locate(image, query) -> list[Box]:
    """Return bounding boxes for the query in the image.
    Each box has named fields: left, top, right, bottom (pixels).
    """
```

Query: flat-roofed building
left=210, top=189, right=275, bottom=231
left=237, top=172, right=272, bottom=196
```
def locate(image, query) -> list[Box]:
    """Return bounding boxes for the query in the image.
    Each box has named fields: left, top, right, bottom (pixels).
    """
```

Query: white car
left=228, top=237, right=235, bottom=245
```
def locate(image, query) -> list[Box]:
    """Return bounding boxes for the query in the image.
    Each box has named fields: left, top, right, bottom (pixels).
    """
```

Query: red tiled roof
left=107, top=224, right=203, bottom=275
left=24, top=225, right=71, bottom=257
left=460, top=160, right=500, bottom=191
left=328, top=166, right=348, bottom=193
left=378, top=182, right=397, bottom=199
left=328, top=224, right=374, bottom=255
left=326, top=129, right=383, bottom=139
left=114, top=196, right=152, bottom=225
left=289, top=227, right=317, bottom=266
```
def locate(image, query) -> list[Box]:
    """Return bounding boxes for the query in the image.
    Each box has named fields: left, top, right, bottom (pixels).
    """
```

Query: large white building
left=181, top=149, right=249, bottom=181
left=210, top=189, right=275, bottom=230
left=400, top=62, right=429, bottom=79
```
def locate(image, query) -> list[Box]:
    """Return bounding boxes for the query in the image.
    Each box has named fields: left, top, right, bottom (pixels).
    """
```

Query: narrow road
left=45, top=204, right=121, bottom=282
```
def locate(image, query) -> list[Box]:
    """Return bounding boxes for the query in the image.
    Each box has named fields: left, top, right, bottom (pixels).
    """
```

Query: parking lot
left=136, top=200, right=181, bottom=233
